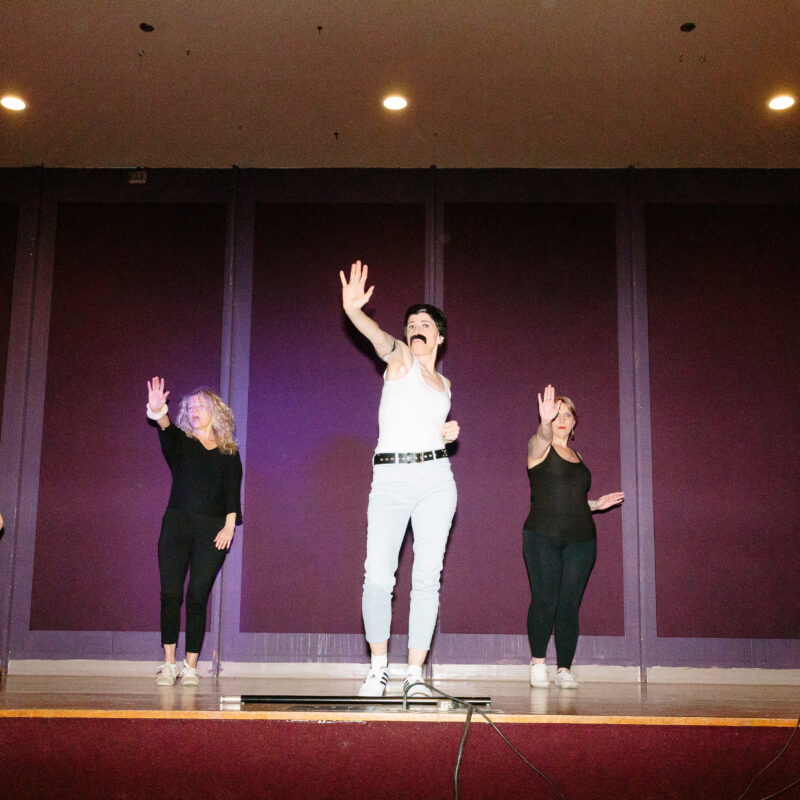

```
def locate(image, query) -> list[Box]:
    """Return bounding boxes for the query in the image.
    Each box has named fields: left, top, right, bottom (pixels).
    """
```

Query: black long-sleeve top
left=157, top=422, right=243, bottom=524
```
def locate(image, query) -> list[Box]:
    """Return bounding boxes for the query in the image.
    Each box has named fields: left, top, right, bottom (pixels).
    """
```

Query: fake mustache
left=410, top=334, right=427, bottom=344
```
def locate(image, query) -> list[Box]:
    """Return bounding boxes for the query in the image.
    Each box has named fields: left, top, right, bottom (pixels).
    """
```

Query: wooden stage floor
left=2, top=673, right=798, bottom=727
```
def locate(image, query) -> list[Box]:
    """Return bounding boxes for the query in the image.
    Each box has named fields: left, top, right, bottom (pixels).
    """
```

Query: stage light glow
left=1, top=95, right=26, bottom=111
left=768, top=95, right=795, bottom=110
left=383, top=95, right=408, bottom=111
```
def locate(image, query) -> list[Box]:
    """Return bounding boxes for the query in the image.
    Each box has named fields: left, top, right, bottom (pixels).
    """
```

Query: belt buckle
left=398, top=453, right=412, bottom=464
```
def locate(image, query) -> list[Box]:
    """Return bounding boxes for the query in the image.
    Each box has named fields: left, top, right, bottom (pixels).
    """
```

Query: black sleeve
left=156, top=421, right=184, bottom=471
left=224, top=451, right=244, bottom=525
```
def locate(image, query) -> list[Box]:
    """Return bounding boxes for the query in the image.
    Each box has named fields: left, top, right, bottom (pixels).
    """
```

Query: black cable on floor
left=758, top=774, right=799, bottom=800
left=453, top=703, right=473, bottom=800
left=403, top=680, right=568, bottom=800
left=734, top=713, right=799, bottom=800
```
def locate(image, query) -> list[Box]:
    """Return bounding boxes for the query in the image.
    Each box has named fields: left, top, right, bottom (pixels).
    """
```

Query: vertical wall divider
left=425, top=164, right=439, bottom=679
left=210, top=166, right=242, bottom=677
left=215, top=169, right=255, bottom=671
left=8, top=171, right=58, bottom=662
left=627, top=171, right=657, bottom=677
left=614, top=169, right=647, bottom=679
left=0, top=170, right=43, bottom=673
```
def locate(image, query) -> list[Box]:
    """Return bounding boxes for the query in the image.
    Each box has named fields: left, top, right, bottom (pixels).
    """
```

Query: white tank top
left=375, top=357, right=451, bottom=453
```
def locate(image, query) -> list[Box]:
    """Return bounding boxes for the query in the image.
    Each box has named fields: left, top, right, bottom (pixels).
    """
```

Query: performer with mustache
left=340, top=260, right=459, bottom=698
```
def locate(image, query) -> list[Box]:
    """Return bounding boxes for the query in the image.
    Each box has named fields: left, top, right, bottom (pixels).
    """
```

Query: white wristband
left=146, top=403, right=168, bottom=420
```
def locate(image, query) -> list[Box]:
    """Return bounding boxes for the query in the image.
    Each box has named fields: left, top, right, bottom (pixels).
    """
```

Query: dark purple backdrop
left=29, top=202, right=226, bottom=631
left=241, top=203, right=426, bottom=633
left=646, top=203, right=800, bottom=638
left=440, top=202, right=625, bottom=636
left=3, top=168, right=798, bottom=669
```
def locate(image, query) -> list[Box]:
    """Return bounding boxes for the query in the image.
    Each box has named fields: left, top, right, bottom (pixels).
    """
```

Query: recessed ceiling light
left=768, top=95, right=795, bottom=111
left=1, top=95, right=26, bottom=111
left=383, top=95, right=408, bottom=111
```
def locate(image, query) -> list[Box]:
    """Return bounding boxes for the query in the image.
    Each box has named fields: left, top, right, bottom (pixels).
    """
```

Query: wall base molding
left=645, top=666, right=800, bottom=685
left=11, top=659, right=798, bottom=685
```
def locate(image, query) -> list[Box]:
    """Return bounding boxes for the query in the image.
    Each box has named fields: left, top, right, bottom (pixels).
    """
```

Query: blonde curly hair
left=176, top=389, right=238, bottom=455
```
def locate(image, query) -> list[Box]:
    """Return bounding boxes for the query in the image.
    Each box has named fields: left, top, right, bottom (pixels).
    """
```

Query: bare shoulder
left=384, top=341, right=413, bottom=380
left=527, top=439, right=551, bottom=469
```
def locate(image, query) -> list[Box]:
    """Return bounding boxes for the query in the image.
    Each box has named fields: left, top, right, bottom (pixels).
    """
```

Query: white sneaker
left=358, top=666, right=390, bottom=697
left=554, top=669, right=579, bottom=689
left=530, top=662, right=549, bottom=688
left=156, top=662, right=179, bottom=686
left=403, top=676, right=433, bottom=698
left=179, top=660, right=199, bottom=686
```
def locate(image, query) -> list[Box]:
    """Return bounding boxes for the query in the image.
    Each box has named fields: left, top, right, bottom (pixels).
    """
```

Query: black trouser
left=158, top=508, right=227, bottom=654
left=522, top=529, right=596, bottom=670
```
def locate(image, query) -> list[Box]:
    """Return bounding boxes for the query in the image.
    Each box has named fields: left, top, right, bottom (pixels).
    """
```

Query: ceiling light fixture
left=768, top=95, right=795, bottom=111
left=383, top=95, right=408, bottom=111
left=1, top=95, right=26, bottom=111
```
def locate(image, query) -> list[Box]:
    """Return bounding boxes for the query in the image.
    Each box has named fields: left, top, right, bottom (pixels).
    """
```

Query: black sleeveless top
left=523, top=446, right=596, bottom=542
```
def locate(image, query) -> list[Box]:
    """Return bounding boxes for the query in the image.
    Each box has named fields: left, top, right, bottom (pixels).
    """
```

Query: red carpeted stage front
left=3, top=675, right=799, bottom=800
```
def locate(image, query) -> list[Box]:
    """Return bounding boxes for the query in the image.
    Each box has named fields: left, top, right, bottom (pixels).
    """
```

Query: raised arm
left=527, top=384, right=561, bottom=464
left=340, top=260, right=405, bottom=365
left=147, top=376, right=172, bottom=429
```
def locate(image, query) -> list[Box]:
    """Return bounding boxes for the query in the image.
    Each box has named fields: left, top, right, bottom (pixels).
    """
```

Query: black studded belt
left=373, top=449, right=448, bottom=465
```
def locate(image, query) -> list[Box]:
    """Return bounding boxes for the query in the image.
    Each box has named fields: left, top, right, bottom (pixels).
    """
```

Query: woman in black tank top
left=523, top=385, right=624, bottom=689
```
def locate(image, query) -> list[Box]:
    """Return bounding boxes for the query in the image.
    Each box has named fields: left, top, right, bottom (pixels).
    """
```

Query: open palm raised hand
left=147, top=376, right=170, bottom=411
left=339, top=260, right=375, bottom=312
left=537, top=384, right=561, bottom=423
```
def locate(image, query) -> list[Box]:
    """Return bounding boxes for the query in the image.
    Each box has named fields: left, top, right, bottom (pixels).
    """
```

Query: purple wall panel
left=29, top=202, right=226, bottom=631
left=242, top=203, right=426, bottom=633
left=646, top=203, right=800, bottom=639
left=440, top=202, right=624, bottom=636
left=0, top=203, right=19, bottom=438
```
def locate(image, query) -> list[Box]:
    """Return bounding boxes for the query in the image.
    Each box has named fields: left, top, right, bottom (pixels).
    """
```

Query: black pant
left=522, top=529, right=596, bottom=670
left=158, top=508, right=227, bottom=654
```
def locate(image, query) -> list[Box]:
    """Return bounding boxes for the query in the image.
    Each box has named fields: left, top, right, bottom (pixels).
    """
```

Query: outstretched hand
left=147, top=376, right=170, bottom=411
left=593, top=492, right=625, bottom=511
left=537, top=384, right=561, bottom=423
left=340, top=260, right=375, bottom=312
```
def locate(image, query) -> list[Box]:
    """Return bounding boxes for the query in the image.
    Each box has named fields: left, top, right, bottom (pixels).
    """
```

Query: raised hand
left=147, top=376, right=170, bottom=411
left=339, top=260, right=375, bottom=312
left=537, top=384, right=561, bottom=423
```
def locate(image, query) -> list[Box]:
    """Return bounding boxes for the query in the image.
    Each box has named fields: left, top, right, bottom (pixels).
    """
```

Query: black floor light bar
left=220, top=694, right=491, bottom=708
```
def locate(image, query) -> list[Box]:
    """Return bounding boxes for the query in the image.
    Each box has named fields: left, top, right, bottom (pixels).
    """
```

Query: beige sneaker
left=530, top=662, right=549, bottom=688
left=156, top=662, right=179, bottom=686
left=179, top=660, right=200, bottom=686
left=554, top=669, right=579, bottom=689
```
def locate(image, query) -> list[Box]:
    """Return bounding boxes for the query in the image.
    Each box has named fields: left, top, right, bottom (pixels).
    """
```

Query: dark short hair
left=403, top=304, right=447, bottom=339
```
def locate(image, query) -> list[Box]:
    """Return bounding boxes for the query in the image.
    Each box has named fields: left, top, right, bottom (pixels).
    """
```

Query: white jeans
left=362, top=459, right=457, bottom=651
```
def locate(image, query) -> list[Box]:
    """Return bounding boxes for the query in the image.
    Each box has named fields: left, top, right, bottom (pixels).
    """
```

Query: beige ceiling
left=2, top=0, right=798, bottom=169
